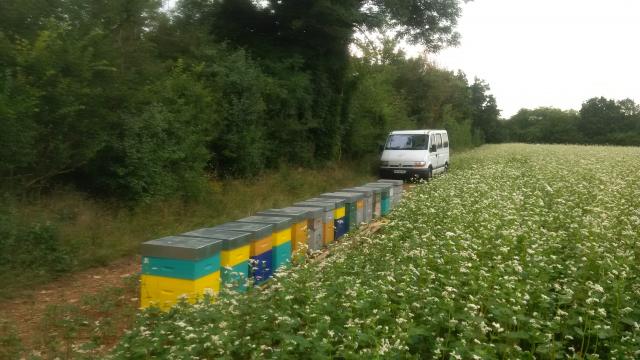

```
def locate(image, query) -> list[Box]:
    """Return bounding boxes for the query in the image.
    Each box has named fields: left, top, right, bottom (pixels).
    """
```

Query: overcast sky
left=428, top=0, right=640, bottom=118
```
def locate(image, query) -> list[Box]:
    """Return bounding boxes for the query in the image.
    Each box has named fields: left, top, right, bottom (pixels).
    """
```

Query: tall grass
left=0, top=161, right=375, bottom=298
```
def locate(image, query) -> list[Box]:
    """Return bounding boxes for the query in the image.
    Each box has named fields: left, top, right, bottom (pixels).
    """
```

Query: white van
left=379, top=130, right=450, bottom=180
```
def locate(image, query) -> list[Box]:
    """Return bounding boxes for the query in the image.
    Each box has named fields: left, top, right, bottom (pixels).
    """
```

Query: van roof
left=390, top=129, right=446, bottom=135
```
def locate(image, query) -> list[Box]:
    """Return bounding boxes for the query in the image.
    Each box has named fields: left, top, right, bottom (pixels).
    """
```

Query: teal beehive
left=364, top=183, right=393, bottom=215
left=377, top=179, right=403, bottom=205
left=141, top=236, right=223, bottom=280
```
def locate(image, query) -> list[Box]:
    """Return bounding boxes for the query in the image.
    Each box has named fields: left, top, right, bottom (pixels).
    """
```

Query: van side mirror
left=378, top=144, right=384, bottom=153
left=430, top=144, right=437, bottom=153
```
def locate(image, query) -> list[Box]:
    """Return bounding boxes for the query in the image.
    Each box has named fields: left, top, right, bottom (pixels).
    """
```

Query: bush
left=207, top=49, right=270, bottom=178
left=0, top=207, right=74, bottom=284
left=80, top=64, right=215, bottom=202
left=0, top=321, right=23, bottom=360
left=442, top=107, right=482, bottom=151
left=0, top=20, right=117, bottom=190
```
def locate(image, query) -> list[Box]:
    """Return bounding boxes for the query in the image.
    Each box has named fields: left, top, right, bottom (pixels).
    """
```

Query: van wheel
left=424, top=167, right=433, bottom=182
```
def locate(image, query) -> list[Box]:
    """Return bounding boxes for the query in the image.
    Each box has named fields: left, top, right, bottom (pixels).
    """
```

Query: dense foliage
left=0, top=0, right=499, bottom=201
left=112, top=144, right=640, bottom=359
left=502, top=97, right=640, bottom=145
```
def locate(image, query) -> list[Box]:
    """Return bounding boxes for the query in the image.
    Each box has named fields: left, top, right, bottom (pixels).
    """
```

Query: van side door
left=435, top=133, right=444, bottom=168
left=441, top=132, right=450, bottom=166
left=428, top=134, right=438, bottom=169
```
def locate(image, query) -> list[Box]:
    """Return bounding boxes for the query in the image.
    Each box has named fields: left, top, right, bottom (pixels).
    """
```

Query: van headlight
left=414, top=161, right=426, bottom=167
left=380, top=161, right=389, bottom=167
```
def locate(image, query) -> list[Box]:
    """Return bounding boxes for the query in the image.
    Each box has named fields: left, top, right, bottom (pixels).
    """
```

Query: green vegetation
left=0, top=0, right=499, bottom=295
left=0, top=162, right=373, bottom=298
left=0, top=321, right=23, bottom=360
left=2, top=1, right=639, bottom=357
left=501, top=97, right=640, bottom=145
left=114, top=144, right=640, bottom=359
left=0, top=0, right=493, bottom=202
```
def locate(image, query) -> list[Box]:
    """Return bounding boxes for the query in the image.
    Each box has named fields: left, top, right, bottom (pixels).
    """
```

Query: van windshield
left=385, top=134, right=428, bottom=150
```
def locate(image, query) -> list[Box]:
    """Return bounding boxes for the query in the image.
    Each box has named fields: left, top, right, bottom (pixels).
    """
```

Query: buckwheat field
left=113, top=144, right=640, bottom=359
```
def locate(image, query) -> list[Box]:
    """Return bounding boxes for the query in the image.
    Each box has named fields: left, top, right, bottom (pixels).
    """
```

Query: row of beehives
left=140, top=179, right=404, bottom=310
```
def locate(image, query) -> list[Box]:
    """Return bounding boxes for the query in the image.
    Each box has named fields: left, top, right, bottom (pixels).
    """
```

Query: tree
left=80, top=63, right=216, bottom=201
left=344, top=45, right=412, bottom=157
left=0, top=0, right=480, bottom=199
left=204, top=0, right=466, bottom=160
left=359, top=0, right=464, bottom=50
left=469, top=78, right=502, bottom=143
left=345, top=39, right=488, bottom=154
left=0, top=0, right=167, bottom=191
left=578, top=97, right=626, bottom=143
left=0, top=20, right=117, bottom=187
left=505, top=108, right=581, bottom=144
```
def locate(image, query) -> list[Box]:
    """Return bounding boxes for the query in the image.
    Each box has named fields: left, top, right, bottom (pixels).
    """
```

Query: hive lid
left=364, top=183, right=392, bottom=191
left=213, top=222, right=274, bottom=240
left=307, top=197, right=346, bottom=207
left=141, top=235, right=222, bottom=261
left=294, top=201, right=335, bottom=211
left=181, top=228, right=252, bottom=250
left=342, top=187, right=374, bottom=196
left=319, top=192, right=363, bottom=203
left=257, top=206, right=322, bottom=220
left=377, top=179, right=404, bottom=186
left=354, top=186, right=382, bottom=194
left=236, top=215, right=294, bottom=231
left=285, top=206, right=324, bottom=218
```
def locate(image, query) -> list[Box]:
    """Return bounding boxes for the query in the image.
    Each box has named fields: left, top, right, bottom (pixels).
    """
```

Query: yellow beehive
left=291, top=220, right=308, bottom=253
left=273, top=228, right=292, bottom=246
left=220, top=244, right=251, bottom=268
left=251, top=235, right=273, bottom=257
left=140, top=271, right=220, bottom=310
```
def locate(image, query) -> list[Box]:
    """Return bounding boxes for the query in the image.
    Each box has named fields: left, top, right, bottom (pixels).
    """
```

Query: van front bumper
left=379, top=168, right=430, bottom=179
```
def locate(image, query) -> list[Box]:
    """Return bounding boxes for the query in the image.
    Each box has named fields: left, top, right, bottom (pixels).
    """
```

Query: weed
left=0, top=321, right=23, bottom=360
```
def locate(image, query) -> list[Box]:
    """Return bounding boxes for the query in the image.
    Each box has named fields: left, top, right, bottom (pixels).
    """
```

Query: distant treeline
left=500, top=97, right=640, bottom=146
left=0, top=0, right=501, bottom=201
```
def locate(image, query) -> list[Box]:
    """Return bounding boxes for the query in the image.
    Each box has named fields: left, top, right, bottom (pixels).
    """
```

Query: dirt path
left=0, top=256, right=140, bottom=353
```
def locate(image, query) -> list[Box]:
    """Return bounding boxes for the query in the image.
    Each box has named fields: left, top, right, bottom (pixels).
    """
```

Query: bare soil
left=0, top=256, right=140, bottom=350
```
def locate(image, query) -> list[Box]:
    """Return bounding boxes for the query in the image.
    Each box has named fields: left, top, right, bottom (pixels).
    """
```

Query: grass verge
left=0, top=160, right=375, bottom=300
